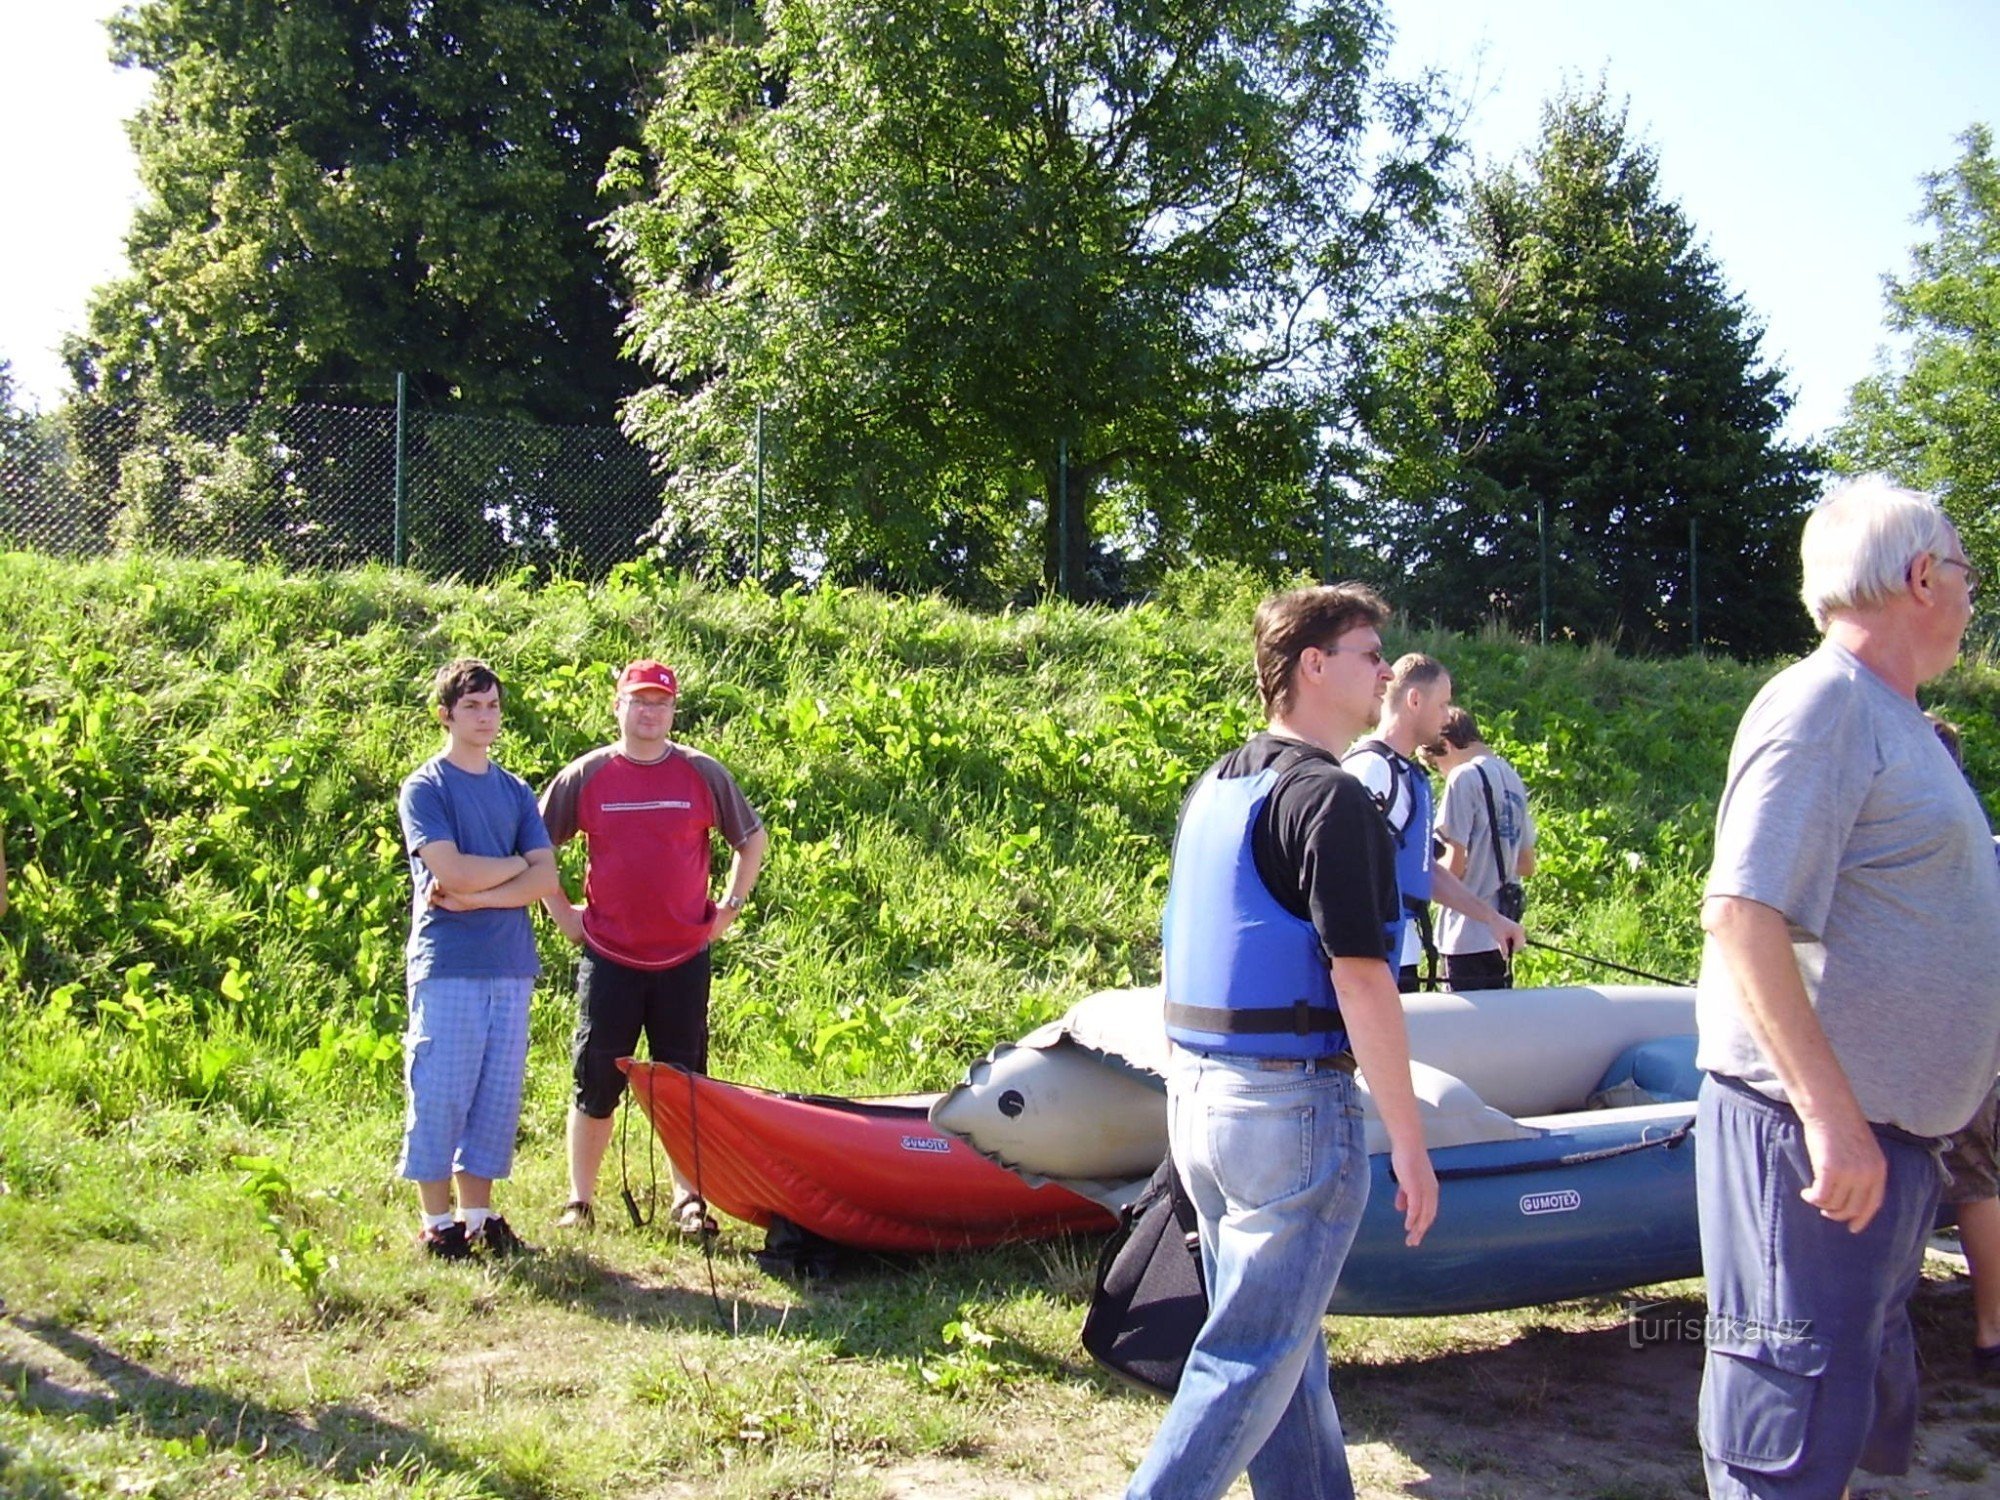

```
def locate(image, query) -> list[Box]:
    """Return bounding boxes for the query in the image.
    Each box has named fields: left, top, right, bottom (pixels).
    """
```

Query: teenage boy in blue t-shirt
left=395, top=659, right=560, bottom=1259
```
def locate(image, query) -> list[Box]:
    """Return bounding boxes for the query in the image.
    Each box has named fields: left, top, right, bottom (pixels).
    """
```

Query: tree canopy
left=1833, top=124, right=2000, bottom=574
left=1364, top=89, right=1820, bottom=657
left=71, top=0, right=671, bottom=423
left=609, top=0, right=1454, bottom=600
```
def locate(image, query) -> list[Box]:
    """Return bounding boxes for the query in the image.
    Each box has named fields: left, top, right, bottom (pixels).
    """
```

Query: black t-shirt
left=1202, top=731, right=1399, bottom=963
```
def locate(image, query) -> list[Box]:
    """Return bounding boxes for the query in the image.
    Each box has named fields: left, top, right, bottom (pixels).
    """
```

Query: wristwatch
left=721, top=894, right=746, bottom=911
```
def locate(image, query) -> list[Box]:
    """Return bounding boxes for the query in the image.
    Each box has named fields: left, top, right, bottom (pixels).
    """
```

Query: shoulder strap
left=1345, top=738, right=1414, bottom=845
left=1474, top=763, right=1510, bottom=887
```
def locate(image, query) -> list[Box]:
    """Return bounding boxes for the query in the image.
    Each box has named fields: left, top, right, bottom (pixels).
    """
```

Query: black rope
left=618, top=1076, right=657, bottom=1228
left=1526, top=937, right=1691, bottom=988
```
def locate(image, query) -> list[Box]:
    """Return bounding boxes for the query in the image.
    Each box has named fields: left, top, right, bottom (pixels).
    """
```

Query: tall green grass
left=5, top=550, right=1998, bottom=1132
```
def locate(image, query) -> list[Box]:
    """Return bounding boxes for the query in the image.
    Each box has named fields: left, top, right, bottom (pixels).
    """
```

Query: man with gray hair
left=1696, top=475, right=2000, bottom=1496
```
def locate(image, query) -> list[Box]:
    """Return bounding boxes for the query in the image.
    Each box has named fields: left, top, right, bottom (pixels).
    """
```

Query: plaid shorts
left=1941, top=1077, right=2000, bottom=1205
left=397, top=975, right=535, bottom=1183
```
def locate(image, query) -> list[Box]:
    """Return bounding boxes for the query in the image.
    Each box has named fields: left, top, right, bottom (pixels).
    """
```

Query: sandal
left=672, top=1195, right=719, bottom=1237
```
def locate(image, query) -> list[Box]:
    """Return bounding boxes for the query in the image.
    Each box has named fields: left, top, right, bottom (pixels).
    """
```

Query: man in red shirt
left=540, top=659, right=767, bottom=1233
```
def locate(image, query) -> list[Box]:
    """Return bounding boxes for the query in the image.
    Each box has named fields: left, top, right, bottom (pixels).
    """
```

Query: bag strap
left=1474, top=763, right=1510, bottom=889
left=1164, top=1149, right=1201, bottom=1246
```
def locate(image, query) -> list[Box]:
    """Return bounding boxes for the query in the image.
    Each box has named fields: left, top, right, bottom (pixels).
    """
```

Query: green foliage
left=1365, top=87, right=1822, bottom=657
left=611, top=0, right=1456, bottom=600
left=11, top=550, right=1974, bottom=1132
left=61, top=0, right=680, bottom=576
left=235, top=1154, right=337, bottom=1303
left=75, top=0, right=667, bottom=423
left=1833, top=123, right=2000, bottom=580
left=903, top=1311, right=1021, bottom=1397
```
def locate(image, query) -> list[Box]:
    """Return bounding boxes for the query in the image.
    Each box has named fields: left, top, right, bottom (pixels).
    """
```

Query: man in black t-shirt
left=1130, top=583, right=1439, bottom=1500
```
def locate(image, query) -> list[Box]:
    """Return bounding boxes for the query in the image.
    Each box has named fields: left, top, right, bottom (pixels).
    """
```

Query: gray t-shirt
left=1435, top=752, right=1534, bottom=956
left=1697, top=640, right=2000, bottom=1137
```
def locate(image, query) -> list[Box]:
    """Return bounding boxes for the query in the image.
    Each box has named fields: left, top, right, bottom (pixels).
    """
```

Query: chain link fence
left=1, top=396, right=669, bottom=578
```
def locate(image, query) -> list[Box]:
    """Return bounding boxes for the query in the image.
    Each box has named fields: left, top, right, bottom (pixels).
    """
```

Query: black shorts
left=572, top=945, right=711, bottom=1117
left=1443, top=948, right=1512, bottom=991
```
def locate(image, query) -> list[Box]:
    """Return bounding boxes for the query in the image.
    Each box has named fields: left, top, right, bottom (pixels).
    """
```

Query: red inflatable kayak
left=620, top=1059, right=1118, bottom=1252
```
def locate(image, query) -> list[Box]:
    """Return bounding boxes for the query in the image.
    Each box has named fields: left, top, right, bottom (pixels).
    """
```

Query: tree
left=1365, top=89, right=1820, bottom=657
left=73, top=0, right=673, bottom=424
left=609, top=0, right=1453, bottom=600
left=1833, top=124, right=2000, bottom=573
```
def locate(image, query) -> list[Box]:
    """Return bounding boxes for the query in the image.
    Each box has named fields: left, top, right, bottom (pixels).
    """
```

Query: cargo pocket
left=1699, top=1324, right=1831, bottom=1473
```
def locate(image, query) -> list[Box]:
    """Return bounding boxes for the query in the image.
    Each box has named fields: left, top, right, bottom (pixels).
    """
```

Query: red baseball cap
left=616, top=659, right=679, bottom=697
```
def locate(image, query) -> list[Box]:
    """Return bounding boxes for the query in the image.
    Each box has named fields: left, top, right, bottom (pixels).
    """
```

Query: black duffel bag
left=1081, top=1152, right=1206, bottom=1398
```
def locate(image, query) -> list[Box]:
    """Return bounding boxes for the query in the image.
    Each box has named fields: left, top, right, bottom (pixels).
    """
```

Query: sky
left=1, top=1, right=1996, bottom=442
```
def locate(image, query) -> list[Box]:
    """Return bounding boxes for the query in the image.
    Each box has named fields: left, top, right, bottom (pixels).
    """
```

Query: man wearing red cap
left=540, top=658, right=767, bottom=1233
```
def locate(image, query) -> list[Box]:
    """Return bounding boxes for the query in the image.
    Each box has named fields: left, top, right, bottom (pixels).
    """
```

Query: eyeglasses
left=1936, top=555, right=1983, bottom=601
left=619, top=694, right=675, bottom=709
left=1319, top=645, right=1386, bottom=667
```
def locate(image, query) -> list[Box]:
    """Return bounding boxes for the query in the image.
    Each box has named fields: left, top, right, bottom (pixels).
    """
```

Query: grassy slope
left=5, top=552, right=2000, bottom=1499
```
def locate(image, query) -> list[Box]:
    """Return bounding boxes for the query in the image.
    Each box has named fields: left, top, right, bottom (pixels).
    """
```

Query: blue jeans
left=1127, top=1047, right=1370, bottom=1500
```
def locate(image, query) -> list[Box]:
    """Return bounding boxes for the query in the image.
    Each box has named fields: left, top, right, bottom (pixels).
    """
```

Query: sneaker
left=555, top=1200, right=594, bottom=1231
left=470, top=1214, right=528, bottom=1258
left=1975, top=1341, right=2000, bottom=1378
left=419, top=1221, right=471, bottom=1261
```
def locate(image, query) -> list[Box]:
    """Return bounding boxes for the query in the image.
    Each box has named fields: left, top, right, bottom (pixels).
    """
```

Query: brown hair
left=431, top=658, right=502, bottom=713
left=1252, top=583, right=1391, bottom=717
left=1387, top=652, right=1446, bottom=698
left=1437, top=705, right=1482, bottom=750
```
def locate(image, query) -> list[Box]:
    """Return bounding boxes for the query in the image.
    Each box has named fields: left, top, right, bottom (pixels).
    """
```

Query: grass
left=6, top=551, right=2000, bottom=1496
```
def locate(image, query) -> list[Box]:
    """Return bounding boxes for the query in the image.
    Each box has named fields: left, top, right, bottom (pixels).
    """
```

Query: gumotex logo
left=900, top=1136, right=952, bottom=1154
left=1520, top=1189, right=1582, bottom=1216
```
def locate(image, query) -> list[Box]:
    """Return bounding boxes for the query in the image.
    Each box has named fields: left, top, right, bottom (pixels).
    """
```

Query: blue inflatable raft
left=933, top=984, right=1703, bottom=1317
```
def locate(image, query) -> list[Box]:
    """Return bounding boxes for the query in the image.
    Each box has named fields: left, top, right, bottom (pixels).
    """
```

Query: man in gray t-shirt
left=1427, top=706, right=1536, bottom=992
left=1695, top=477, right=2000, bottom=1499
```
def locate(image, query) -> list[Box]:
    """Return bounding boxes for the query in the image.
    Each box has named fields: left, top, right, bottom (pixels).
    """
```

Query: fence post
left=1057, top=436, right=1069, bottom=599
left=1320, top=486, right=1334, bottom=585
left=393, top=371, right=408, bottom=568
left=1690, top=514, right=1700, bottom=655
left=754, top=403, right=764, bottom=585
left=1536, top=492, right=1549, bottom=646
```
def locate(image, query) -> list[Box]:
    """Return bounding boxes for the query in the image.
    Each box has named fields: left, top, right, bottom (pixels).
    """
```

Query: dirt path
left=869, top=1257, right=2000, bottom=1499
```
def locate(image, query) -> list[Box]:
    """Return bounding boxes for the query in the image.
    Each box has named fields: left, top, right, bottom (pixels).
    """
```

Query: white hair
left=1799, top=475, right=1957, bottom=631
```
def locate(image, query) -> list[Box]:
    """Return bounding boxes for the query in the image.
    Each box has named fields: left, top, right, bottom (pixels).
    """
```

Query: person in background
left=1425, top=707, right=1537, bottom=991
left=1927, top=710, right=2000, bottom=1376
left=396, top=658, right=561, bottom=1260
left=1695, top=476, right=2000, bottom=1496
left=1343, top=655, right=1524, bottom=991
left=540, top=659, right=767, bottom=1236
left=1127, top=583, right=1437, bottom=1500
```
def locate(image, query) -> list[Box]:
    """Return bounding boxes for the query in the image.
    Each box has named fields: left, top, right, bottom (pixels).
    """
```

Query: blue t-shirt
left=398, top=754, right=552, bottom=982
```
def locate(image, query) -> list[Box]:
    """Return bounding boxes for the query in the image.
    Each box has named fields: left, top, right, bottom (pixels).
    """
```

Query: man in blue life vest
left=1342, top=653, right=1524, bottom=990
left=1127, top=583, right=1439, bottom=1500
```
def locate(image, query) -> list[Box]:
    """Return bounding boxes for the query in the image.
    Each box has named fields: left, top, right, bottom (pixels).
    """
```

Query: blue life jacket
left=1347, top=738, right=1434, bottom=963
left=1161, top=757, right=1352, bottom=1058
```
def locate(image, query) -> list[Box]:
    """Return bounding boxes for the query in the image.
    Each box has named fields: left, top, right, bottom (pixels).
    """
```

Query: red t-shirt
left=540, top=745, right=762, bottom=970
